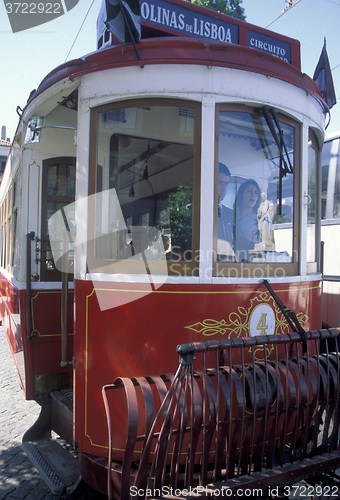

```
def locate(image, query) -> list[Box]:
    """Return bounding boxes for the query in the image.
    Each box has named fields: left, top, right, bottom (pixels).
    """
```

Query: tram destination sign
left=246, top=29, right=291, bottom=63
left=141, top=0, right=238, bottom=44
left=98, top=0, right=299, bottom=67
left=139, top=0, right=296, bottom=65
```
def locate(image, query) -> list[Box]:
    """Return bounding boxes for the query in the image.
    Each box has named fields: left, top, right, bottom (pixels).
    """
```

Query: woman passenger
left=234, top=179, right=261, bottom=261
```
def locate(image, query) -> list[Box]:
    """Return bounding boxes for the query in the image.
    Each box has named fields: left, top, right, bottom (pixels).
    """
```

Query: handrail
left=26, top=232, right=35, bottom=341
left=60, top=263, right=69, bottom=367
left=323, top=275, right=340, bottom=282
left=60, top=233, right=73, bottom=368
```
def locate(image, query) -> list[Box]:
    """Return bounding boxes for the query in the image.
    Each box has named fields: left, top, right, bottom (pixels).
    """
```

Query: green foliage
left=187, top=0, right=246, bottom=20
left=273, top=212, right=290, bottom=224
left=163, top=184, right=193, bottom=254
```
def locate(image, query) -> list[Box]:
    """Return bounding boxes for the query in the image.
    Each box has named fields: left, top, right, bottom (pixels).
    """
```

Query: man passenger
left=217, top=162, right=234, bottom=261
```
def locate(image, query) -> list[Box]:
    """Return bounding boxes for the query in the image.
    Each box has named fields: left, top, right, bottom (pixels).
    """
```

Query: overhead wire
left=265, top=0, right=339, bottom=90
left=324, top=0, right=340, bottom=5
left=64, top=0, right=96, bottom=62
left=265, top=0, right=303, bottom=28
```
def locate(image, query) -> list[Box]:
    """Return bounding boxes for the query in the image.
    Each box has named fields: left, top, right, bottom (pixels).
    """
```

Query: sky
left=1, top=0, right=340, bottom=141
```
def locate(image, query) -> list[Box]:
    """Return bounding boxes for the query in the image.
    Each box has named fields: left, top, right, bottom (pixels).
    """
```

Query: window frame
left=40, top=157, right=76, bottom=282
left=307, top=129, right=322, bottom=274
left=88, top=98, right=202, bottom=276
left=10, top=175, right=19, bottom=270
left=213, top=103, right=300, bottom=278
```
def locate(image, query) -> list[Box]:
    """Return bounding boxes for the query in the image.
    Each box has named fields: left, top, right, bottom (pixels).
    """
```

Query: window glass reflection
left=95, top=104, right=196, bottom=269
left=217, top=108, right=295, bottom=265
left=307, top=137, right=318, bottom=269
left=41, top=159, right=76, bottom=279
left=321, top=138, right=340, bottom=220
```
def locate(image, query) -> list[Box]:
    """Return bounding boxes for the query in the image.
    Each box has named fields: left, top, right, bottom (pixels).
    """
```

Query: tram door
left=26, top=157, right=75, bottom=399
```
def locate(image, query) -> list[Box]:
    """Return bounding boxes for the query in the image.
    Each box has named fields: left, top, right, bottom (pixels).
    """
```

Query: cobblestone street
left=0, top=328, right=104, bottom=500
left=0, top=326, right=50, bottom=500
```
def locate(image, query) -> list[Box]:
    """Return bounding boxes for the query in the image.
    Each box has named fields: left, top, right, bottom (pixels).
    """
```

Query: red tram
left=1, top=0, right=338, bottom=497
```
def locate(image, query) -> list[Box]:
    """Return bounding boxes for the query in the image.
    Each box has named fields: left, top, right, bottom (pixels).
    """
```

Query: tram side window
left=41, top=158, right=76, bottom=281
left=321, top=137, right=340, bottom=220
left=0, top=190, right=12, bottom=271
left=10, top=178, right=18, bottom=272
left=0, top=197, right=6, bottom=269
left=320, top=136, right=340, bottom=279
left=307, top=131, right=320, bottom=273
left=89, top=101, right=200, bottom=275
left=0, top=205, right=3, bottom=268
left=216, top=106, right=297, bottom=275
left=0, top=177, right=19, bottom=274
left=0, top=204, right=4, bottom=269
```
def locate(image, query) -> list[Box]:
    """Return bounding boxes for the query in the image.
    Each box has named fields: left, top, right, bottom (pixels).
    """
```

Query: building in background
left=0, top=126, right=10, bottom=183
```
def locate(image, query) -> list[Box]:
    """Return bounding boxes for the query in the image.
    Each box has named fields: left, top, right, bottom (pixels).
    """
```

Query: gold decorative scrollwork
left=185, top=291, right=309, bottom=359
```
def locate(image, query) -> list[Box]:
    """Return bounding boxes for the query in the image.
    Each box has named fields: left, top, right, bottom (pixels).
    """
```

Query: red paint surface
left=0, top=273, right=74, bottom=399
left=73, top=279, right=321, bottom=457
left=26, top=37, right=323, bottom=115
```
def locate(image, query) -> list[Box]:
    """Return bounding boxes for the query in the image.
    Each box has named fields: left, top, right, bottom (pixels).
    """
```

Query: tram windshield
left=89, top=101, right=298, bottom=277
left=216, top=106, right=297, bottom=272
left=90, top=101, right=200, bottom=275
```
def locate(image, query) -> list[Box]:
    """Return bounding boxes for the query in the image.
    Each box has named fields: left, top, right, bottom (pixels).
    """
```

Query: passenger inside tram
left=234, top=179, right=261, bottom=261
left=217, top=107, right=295, bottom=267
left=217, top=162, right=235, bottom=262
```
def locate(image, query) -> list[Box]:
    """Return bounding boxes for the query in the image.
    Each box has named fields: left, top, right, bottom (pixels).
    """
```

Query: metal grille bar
left=103, top=329, right=340, bottom=499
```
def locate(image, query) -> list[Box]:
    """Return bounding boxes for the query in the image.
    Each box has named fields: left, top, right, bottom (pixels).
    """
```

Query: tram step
left=22, top=439, right=81, bottom=495
left=50, top=388, right=73, bottom=444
